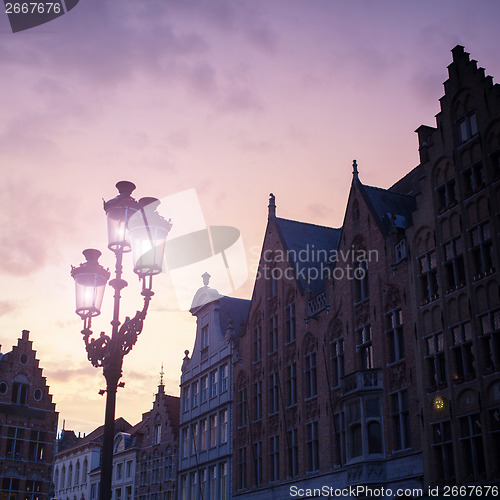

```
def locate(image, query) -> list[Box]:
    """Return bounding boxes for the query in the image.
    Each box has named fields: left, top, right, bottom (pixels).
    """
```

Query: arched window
left=75, top=461, right=80, bottom=485
left=349, top=423, right=362, bottom=458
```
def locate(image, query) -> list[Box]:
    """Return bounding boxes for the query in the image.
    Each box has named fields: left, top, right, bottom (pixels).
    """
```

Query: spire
left=159, top=363, right=164, bottom=386
left=268, top=193, right=276, bottom=217
left=352, top=159, right=359, bottom=181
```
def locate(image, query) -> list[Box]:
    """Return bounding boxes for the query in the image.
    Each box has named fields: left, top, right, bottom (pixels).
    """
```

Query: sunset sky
left=1, top=0, right=500, bottom=434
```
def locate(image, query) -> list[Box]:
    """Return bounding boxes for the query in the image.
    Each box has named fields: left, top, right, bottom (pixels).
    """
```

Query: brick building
left=402, top=45, right=500, bottom=487
left=232, top=45, right=500, bottom=499
left=0, top=330, right=58, bottom=500
left=134, top=379, right=179, bottom=500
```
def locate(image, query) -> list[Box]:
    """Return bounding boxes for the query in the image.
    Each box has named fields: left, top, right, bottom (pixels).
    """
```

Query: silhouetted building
left=232, top=45, right=500, bottom=499
left=134, top=379, right=179, bottom=500
left=177, top=276, right=250, bottom=500
left=0, top=330, right=58, bottom=500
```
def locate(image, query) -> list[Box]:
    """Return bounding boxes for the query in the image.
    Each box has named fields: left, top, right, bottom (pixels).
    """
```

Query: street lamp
left=71, top=181, right=171, bottom=500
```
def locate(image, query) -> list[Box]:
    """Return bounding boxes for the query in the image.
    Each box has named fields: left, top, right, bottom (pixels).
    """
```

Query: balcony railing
left=307, top=291, right=328, bottom=317
left=341, top=369, right=383, bottom=396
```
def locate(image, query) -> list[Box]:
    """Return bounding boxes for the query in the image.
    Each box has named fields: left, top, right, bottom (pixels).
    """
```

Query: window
left=220, top=409, right=228, bottom=443
left=471, top=221, right=494, bottom=276
left=237, top=387, right=247, bottom=427
left=269, top=372, right=279, bottom=413
left=200, top=419, right=207, bottom=450
left=489, top=408, right=500, bottom=473
left=358, top=325, right=373, bottom=369
left=2, top=478, right=19, bottom=500
left=153, top=423, right=161, bottom=444
left=286, top=363, right=297, bottom=406
left=115, top=488, right=122, bottom=500
left=11, top=382, right=28, bottom=405
left=182, top=428, right=189, bottom=458
left=334, top=412, right=346, bottom=466
left=199, top=469, right=207, bottom=500
left=444, top=237, right=465, bottom=291
left=191, top=381, right=198, bottom=408
left=75, top=460, right=80, bottom=485
left=368, top=421, right=382, bottom=454
left=219, top=462, right=228, bottom=500
left=269, top=435, right=280, bottom=481
left=391, top=390, right=410, bottom=450
left=152, top=454, right=161, bottom=483
left=437, top=180, right=456, bottom=210
left=220, top=364, right=228, bottom=392
left=432, top=421, right=455, bottom=481
left=285, top=303, right=296, bottom=343
left=208, top=465, right=217, bottom=500
left=451, top=321, right=475, bottom=380
left=268, top=315, right=278, bottom=353
left=25, top=480, right=42, bottom=500
left=210, top=370, right=217, bottom=398
left=28, top=430, right=45, bottom=462
left=6, top=427, right=24, bottom=459
left=354, top=259, right=369, bottom=302
left=459, top=413, right=485, bottom=479
left=253, top=325, right=262, bottom=362
left=253, top=380, right=262, bottom=420
left=201, top=325, right=209, bottom=349
left=164, top=455, right=173, bottom=481
left=126, top=460, right=133, bottom=478
left=209, top=414, right=217, bottom=447
left=287, top=429, right=299, bottom=477
left=182, top=386, right=190, bottom=412
left=139, top=458, right=147, bottom=486
left=190, top=472, right=197, bottom=500
left=479, top=309, right=500, bottom=371
left=126, top=486, right=132, bottom=500
left=201, top=375, right=208, bottom=403
left=463, top=162, right=484, bottom=196
left=190, top=423, right=198, bottom=455
left=395, top=239, right=407, bottom=263
left=458, top=112, right=478, bottom=143
left=304, top=352, right=317, bottom=398
left=306, top=422, right=319, bottom=472
left=425, top=332, right=446, bottom=387
left=238, top=447, right=246, bottom=489
left=386, top=309, right=404, bottom=363
left=419, top=251, right=438, bottom=302
left=180, top=475, right=188, bottom=500
left=330, top=338, right=344, bottom=386
left=253, top=441, right=262, bottom=486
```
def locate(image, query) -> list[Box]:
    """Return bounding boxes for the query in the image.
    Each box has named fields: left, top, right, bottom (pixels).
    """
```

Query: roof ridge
left=275, top=216, right=341, bottom=232
left=362, top=183, right=415, bottom=199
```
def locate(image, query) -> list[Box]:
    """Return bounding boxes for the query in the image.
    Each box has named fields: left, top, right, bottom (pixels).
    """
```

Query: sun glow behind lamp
left=70, top=181, right=170, bottom=500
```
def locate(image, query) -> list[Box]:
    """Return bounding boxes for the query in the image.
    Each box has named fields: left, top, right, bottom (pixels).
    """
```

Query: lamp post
left=71, top=181, right=171, bottom=500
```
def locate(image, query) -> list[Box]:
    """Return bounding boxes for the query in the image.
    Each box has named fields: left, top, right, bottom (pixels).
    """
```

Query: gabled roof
left=218, top=296, right=251, bottom=334
left=359, top=183, right=416, bottom=236
left=56, top=417, right=131, bottom=457
left=274, top=217, right=341, bottom=296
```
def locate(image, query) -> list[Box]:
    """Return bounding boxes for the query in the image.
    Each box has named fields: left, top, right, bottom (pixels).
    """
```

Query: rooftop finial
left=352, top=159, right=359, bottom=180
left=268, top=193, right=276, bottom=217
left=202, top=272, right=211, bottom=287
left=159, top=363, right=164, bottom=386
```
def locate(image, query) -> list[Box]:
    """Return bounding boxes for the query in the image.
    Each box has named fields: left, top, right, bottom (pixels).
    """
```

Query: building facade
left=53, top=417, right=131, bottom=500
left=232, top=45, right=500, bottom=499
left=402, top=45, right=500, bottom=487
left=134, top=380, right=179, bottom=500
left=177, top=275, right=250, bottom=500
left=0, top=329, right=58, bottom=500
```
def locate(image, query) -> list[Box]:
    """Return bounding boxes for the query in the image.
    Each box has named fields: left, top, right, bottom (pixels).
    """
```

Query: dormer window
left=201, top=325, right=209, bottom=349
left=395, top=239, right=407, bottom=263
